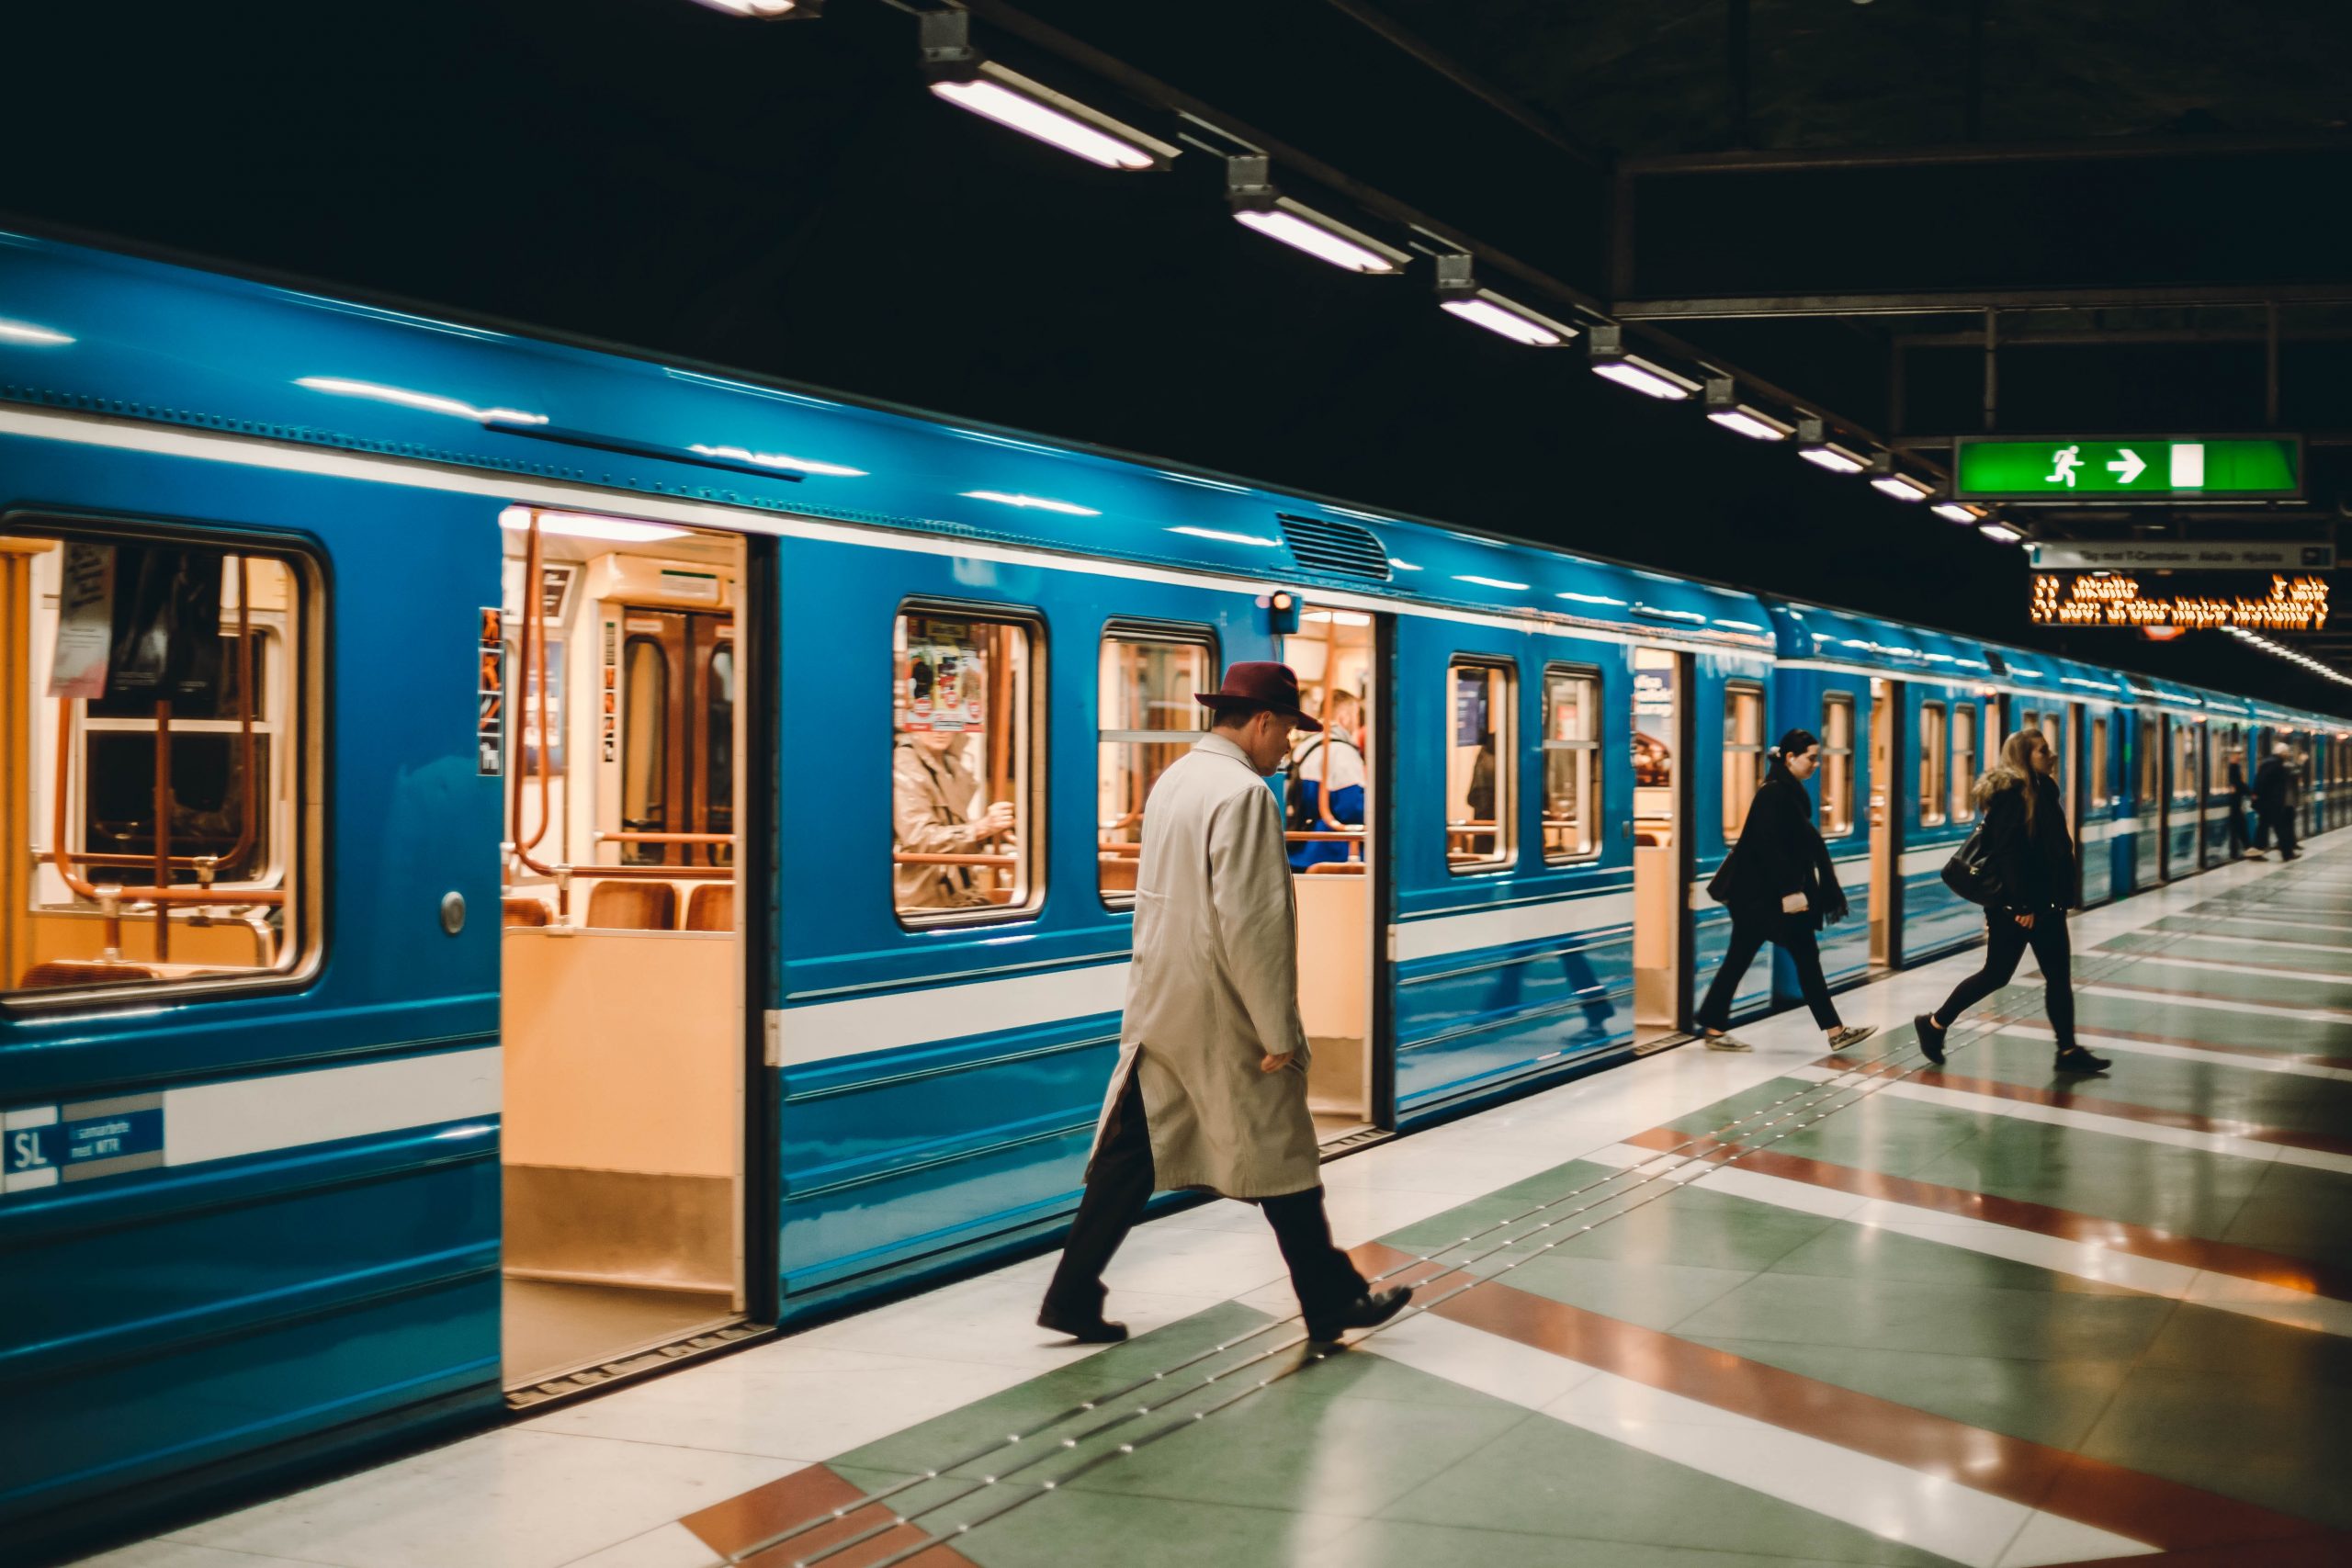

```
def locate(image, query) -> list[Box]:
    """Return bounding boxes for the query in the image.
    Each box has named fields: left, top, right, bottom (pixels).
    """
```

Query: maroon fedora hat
left=1193, top=661, right=1322, bottom=730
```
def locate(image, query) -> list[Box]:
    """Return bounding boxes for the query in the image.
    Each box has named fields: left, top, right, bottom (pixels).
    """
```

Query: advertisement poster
left=904, top=617, right=987, bottom=733
left=477, top=607, right=505, bottom=776
left=48, top=541, right=116, bottom=699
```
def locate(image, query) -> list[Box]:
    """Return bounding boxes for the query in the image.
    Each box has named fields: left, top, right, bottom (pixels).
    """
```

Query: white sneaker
left=1702, top=1032, right=1753, bottom=1052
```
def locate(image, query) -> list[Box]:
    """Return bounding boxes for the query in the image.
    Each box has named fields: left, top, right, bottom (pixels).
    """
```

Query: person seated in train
left=1287, top=689, right=1366, bottom=871
left=892, top=728, right=1016, bottom=908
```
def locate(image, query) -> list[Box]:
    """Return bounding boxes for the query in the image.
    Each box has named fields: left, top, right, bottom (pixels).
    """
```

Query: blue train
left=2, top=231, right=2341, bottom=1557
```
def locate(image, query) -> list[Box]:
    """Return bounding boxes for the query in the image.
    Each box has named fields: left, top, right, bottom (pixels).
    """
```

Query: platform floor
left=77, top=843, right=2352, bottom=1568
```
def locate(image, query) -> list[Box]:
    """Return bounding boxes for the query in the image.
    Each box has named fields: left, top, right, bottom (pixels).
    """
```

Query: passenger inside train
left=494, top=507, right=751, bottom=1392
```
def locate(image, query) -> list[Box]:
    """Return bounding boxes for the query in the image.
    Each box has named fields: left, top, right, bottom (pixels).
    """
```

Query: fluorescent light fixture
left=1868, top=468, right=1934, bottom=502
left=690, top=0, right=808, bottom=15
left=0, top=319, right=74, bottom=346
left=1585, top=324, right=1698, bottom=400
left=961, top=490, right=1100, bottom=516
left=297, top=376, right=547, bottom=425
left=921, top=13, right=1175, bottom=171
left=1454, top=574, right=1530, bottom=592
left=1931, top=502, right=1982, bottom=525
left=1432, top=254, right=1576, bottom=347
left=1302, top=609, right=1374, bottom=626
left=689, top=442, right=865, bottom=477
left=1170, top=525, right=1282, bottom=547
left=1702, top=379, right=1791, bottom=440
left=1793, top=417, right=1865, bottom=474
left=1979, top=521, right=2024, bottom=544
left=499, top=507, right=687, bottom=544
left=1227, top=156, right=1408, bottom=275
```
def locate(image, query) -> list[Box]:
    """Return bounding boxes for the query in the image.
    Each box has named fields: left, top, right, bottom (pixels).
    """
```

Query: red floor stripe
left=681, top=1462, right=979, bottom=1568
left=1814, top=1055, right=2352, bottom=1159
left=1355, top=1241, right=2344, bottom=1555
left=1621, top=1125, right=2350, bottom=1299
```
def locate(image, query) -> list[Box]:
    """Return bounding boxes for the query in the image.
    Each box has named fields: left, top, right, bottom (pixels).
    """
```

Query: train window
left=2138, top=717, right=2159, bottom=809
left=2090, top=716, right=2110, bottom=806
left=893, top=606, right=1038, bottom=924
left=1950, top=703, right=1977, bottom=821
left=1097, top=628, right=1215, bottom=907
left=2207, top=724, right=2235, bottom=793
left=4, top=526, right=315, bottom=998
left=1445, top=658, right=1513, bottom=874
left=1918, top=702, right=1949, bottom=827
left=1819, top=694, right=1855, bottom=838
left=619, top=636, right=669, bottom=862
left=2172, top=721, right=2198, bottom=802
left=1721, top=683, right=1766, bottom=840
left=706, top=639, right=736, bottom=841
left=1541, top=665, right=1600, bottom=863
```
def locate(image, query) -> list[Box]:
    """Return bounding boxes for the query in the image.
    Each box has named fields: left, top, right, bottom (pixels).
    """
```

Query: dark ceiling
left=5, top=0, right=2349, bottom=710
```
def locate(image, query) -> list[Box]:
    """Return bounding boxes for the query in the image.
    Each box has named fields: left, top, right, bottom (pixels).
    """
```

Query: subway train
left=2, top=231, right=2342, bottom=1556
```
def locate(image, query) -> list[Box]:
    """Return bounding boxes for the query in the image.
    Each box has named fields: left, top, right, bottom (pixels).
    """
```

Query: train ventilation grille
left=1276, top=513, right=1391, bottom=582
left=505, top=1318, right=769, bottom=1411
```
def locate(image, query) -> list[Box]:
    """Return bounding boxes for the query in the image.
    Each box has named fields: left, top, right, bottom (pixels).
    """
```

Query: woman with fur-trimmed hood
left=1915, top=728, right=2111, bottom=1076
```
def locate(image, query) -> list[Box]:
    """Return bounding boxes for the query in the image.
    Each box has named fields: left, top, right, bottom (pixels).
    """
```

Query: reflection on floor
left=85, top=839, right=2352, bottom=1568
left=503, top=1279, right=737, bottom=1388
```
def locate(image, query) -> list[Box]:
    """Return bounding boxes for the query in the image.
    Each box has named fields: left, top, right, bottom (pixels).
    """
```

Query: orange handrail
left=596, top=829, right=733, bottom=845
left=509, top=513, right=559, bottom=892
left=894, top=852, right=1016, bottom=867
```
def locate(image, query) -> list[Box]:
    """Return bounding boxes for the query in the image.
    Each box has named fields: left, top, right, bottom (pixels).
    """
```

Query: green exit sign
left=1954, top=437, right=2301, bottom=501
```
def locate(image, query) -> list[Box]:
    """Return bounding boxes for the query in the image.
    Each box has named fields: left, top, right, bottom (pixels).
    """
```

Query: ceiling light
left=689, top=443, right=865, bottom=477
left=688, top=0, right=812, bottom=16
left=0, top=319, right=74, bottom=346
left=500, top=507, right=687, bottom=544
left=1866, top=459, right=1934, bottom=502
left=1432, top=254, right=1576, bottom=347
left=1227, top=156, right=1409, bottom=275
left=1979, top=521, right=2024, bottom=544
left=1931, top=502, right=1983, bottom=525
left=1586, top=324, right=1698, bottom=400
left=1794, top=417, right=1866, bottom=475
left=962, top=490, right=1101, bottom=515
left=922, top=14, right=1178, bottom=172
left=297, top=376, right=547, bottom=425
left=1702, top=379, right=1792, bottom=441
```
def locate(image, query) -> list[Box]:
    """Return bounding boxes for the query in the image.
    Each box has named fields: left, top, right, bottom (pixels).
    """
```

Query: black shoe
left=1036, top=1303, right=1129, bottom=1344
left=2054, top=1045, right=2112, bottom=1075
left=1913, top=1013, right=1948, bottom=1066
left=1305, top=1285, right=1412, bottom=1345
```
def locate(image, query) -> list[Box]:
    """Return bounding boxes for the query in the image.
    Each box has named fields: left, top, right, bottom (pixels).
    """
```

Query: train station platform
left=76, top=848, right=2352, bottom=1568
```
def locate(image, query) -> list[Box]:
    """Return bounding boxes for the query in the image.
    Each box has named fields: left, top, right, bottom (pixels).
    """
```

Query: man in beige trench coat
left=1039, top=662, right=1412, bottom=1345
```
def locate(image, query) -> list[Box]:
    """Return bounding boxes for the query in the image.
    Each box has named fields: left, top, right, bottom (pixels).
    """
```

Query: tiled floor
left=76, top=844, right=2352, bottom=1568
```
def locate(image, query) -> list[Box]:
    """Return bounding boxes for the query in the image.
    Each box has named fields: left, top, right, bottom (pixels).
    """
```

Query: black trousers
left=1044, top=1067, right=1369, bottom=1326
left=2257, top=806, right=2300, bottom=859
left=2224, top=803, right=2249, bottom=856
left=1695, top=915, right=1840, bottom=1033
left=1931, top=908, right=2076, bottom=1049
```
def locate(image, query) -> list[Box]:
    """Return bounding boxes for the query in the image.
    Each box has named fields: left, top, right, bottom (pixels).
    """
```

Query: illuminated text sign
left=2030, top=573, right=2328, bottom=631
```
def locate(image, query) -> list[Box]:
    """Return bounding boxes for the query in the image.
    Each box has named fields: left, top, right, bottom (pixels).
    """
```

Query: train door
left=2081, top=705, right=2115, bottom=906
left=1867, top=677, right=1897, bottom=967
left=496, top=508, right=760, bottom=1401
left=1630, top=647, right=1685, bottom=1043
left=1281, top=604, right=1384, bottom=1148
left=2134, top=708, right=2162, bottom=886
left=1811, top=679, right=1871, bottom=987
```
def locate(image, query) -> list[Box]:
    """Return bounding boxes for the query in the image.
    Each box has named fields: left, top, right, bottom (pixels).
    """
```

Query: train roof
left=0, top=229, right=2339, bottom=731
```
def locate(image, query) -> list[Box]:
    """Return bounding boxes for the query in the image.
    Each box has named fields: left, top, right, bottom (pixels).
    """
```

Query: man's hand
left=1259, top=1052, right=1292, bottom=1074
left=973, top=801, right=1017, bottom=840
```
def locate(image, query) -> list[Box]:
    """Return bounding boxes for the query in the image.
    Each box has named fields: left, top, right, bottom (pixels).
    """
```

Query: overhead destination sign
left=2030, top=572, right=2329, bottom=631
left=1956, top=437, right=2301, bottom=501
left=2030, top=540, right=2335, bottom=572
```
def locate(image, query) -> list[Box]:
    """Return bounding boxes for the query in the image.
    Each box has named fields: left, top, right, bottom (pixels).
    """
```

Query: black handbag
left=1941, top=818, right=2001, bottom=907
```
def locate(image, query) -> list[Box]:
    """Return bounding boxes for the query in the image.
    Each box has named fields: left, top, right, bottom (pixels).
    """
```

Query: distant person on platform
left=2253, top=742, right=2301, bottom=861
left=2224, top=747, right=2253, bottom=859
left=1039, top=662, right=1411, bottom=1347
left=1917, top=728, right=2112, bottom=1076
left=1288, top=689, right=1366, bottom=871
left=1695, top=728, right=1878, bottom=1054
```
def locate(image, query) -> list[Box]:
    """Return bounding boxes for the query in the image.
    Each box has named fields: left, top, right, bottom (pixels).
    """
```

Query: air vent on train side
left=1276, top=513, right=1392, bottom=581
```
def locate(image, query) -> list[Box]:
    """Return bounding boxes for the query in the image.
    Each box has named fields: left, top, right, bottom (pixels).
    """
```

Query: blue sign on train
left=4, top=1097, right=165, bottom=1192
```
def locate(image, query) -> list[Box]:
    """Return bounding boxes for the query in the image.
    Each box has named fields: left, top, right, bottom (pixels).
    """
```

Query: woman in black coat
left=1697, top=729, right=1878, bottom=1052
left=1916, top=727, right=2112, bottom=1075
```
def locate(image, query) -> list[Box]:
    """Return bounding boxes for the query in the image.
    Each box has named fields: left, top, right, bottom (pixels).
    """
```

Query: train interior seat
left=497, top=513, right=746, bottom=1392
left=17, top=958, right=163, bottom=989
left=1283, top=607, right=1378, bottom=1147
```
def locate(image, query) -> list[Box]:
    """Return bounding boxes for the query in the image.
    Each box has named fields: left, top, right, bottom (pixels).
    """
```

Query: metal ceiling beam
left=1616, top=284, right=2352, bottom=320
left=1619, top=132, right=2352, bottom=175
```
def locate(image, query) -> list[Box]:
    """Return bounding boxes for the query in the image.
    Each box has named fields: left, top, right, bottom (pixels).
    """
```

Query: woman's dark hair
left=1767, top=728, right=1820, bottom=784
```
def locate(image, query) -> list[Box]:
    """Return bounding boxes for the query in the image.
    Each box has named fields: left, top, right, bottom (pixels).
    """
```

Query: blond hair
left=1972, top=728, right=2051, bottom=826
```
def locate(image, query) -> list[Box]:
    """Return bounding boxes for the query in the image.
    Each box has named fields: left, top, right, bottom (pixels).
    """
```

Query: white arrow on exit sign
left=2107, top=448, right=2147, bottom=484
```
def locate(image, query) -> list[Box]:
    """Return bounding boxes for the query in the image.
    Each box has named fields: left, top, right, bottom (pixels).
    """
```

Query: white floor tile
left=552, top=1523, right=719, bottom=1568
left=73, top=1543, right=334, bottom=1568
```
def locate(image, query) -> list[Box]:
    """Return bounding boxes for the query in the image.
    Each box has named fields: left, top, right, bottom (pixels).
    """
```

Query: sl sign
left=1954, top=437, right=2301, bottom=501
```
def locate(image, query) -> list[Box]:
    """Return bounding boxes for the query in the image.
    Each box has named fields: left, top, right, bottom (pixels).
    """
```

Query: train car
left=2, top=231, right=2343, bottom=1558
